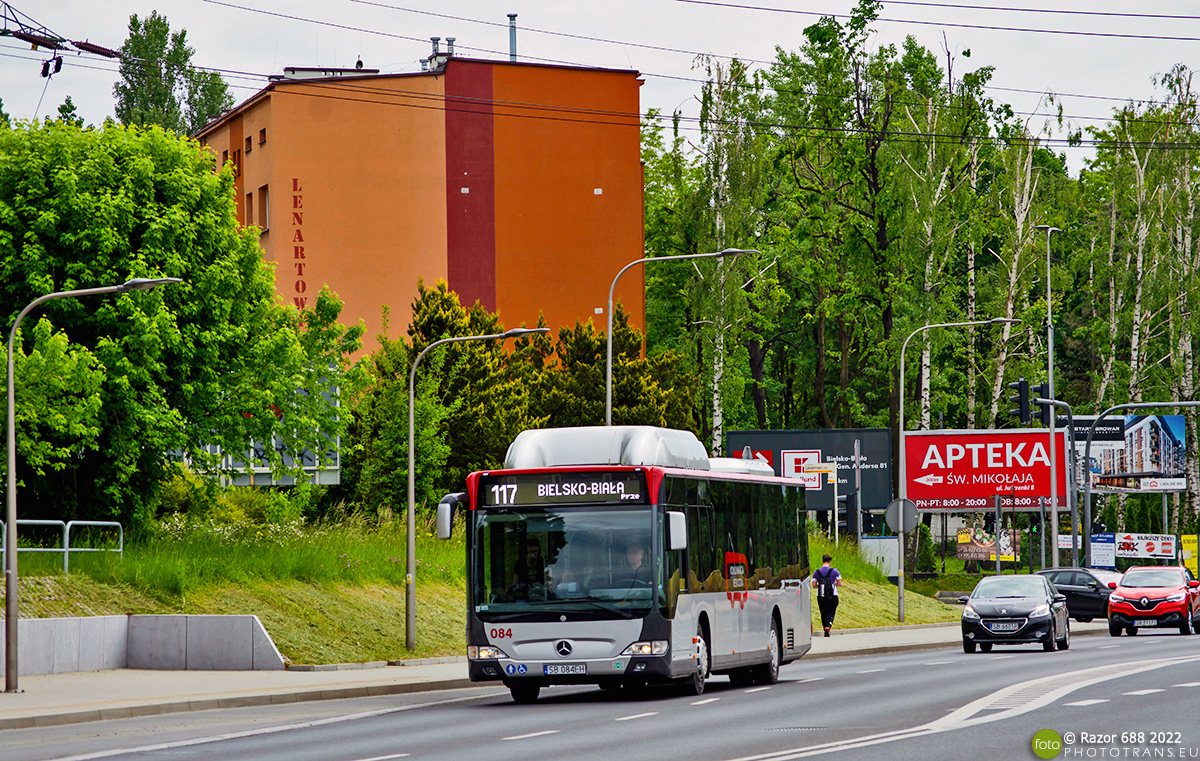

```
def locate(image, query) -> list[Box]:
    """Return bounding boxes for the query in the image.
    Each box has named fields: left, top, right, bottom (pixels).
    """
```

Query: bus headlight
left=468, top=645, right=508, bottom=660
left=621, top=641, right=668, bottom=656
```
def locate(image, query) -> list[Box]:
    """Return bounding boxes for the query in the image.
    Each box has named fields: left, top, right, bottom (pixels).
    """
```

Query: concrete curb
left=0, top=678, right=480, bottom=731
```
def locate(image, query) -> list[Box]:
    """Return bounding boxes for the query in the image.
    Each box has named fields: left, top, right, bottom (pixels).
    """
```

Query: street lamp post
left=605, top=248, right=756, bottom=426
left=406, top=327, right=548, bottom=650
left=1034, top=225, right=1062, bottom=565
left=898, top=317, right=1018, bottom=623
left=6, top=277, right=181, bottom=692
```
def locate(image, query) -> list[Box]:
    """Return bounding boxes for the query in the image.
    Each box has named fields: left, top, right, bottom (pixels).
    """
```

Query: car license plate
left=989, top=622, right=1019, bottom=632
left=1133, top=619, right=1156, bottom=627
left=544, top=663, right=586, bottom=675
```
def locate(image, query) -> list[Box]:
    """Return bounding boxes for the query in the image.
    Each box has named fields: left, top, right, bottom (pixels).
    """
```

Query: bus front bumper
left=468, top=655, right=679, bottom=684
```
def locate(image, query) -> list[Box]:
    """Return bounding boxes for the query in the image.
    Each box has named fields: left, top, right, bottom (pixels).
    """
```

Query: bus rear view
left=437, top=426, right=810, bottom=703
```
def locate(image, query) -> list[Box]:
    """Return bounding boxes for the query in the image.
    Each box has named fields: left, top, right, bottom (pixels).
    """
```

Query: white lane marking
left=1175, top=682, right=1200, bottom=687
left=353, top=755, right=411, bottom=761
left=503, top=730, right=560, bottom=741
left=615, top=712, right=658, bottom=721
left=745, top=686, right=773, bottom=693
left=856, top=669, right=885, bottom=674
left=721, top=654, right=1200, bottom=761
left=1099, top=645, right=1120, bottom=649
left=795, top=677, right=824, bottom=683
left=41, top=690, right=506, bottom=761
left=692, top=698, right=720, bottom=705
left=1065, top=699, right=1110, bottom=707
left=924, top=661, right=953, bottom=665
left=989, top=655, right=1015, bottom=660
left=1124, top=688, right=1164, bottom=696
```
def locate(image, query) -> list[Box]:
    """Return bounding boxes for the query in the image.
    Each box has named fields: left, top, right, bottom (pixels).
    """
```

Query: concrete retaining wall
left=0, top=615, right=286, bottom=677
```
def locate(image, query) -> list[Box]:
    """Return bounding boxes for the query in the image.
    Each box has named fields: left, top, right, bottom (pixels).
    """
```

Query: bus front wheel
left=683, top=623, right=710, bottom=696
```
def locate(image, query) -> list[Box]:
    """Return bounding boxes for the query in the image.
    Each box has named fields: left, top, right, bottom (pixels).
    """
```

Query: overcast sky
left=3, top=0, right=1199, bottom=174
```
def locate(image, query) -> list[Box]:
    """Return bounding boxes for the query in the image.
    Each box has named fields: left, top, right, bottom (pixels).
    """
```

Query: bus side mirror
left=666, top=510, right=687, bottom=552
left=437, top=492, right=466, bottom=540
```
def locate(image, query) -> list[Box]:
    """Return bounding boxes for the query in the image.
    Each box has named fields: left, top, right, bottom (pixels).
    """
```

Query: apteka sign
left=905, top=429, right=1069, bottom=510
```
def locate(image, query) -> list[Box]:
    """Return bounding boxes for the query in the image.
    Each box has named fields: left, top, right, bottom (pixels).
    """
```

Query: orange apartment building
left=195, top=51, right=646, bottom=353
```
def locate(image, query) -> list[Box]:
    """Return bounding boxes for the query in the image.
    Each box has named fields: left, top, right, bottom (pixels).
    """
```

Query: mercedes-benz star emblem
left=555, top=640, right=573, bottom=657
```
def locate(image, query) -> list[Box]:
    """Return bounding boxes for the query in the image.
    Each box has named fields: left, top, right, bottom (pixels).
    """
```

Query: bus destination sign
left=482, top=472, right=646, bottom=506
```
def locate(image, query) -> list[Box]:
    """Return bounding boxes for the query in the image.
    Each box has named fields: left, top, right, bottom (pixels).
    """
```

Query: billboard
left=727, top=428, right=892, bottom=511
left=1071, top=415, right=1186, bottom=493
left=1114, top=532, right=1177, bottom=560
left=903, top=429, right=1069, bottom=511
left=956, top=527, right=1020, bottom=562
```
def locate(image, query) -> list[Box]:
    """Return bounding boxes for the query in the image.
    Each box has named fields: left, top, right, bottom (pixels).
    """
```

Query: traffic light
left=1030, top=513, right=1040, bottom=533
left=1030, top=382, right=1052, bottom=425
left=861, top=511, right=875, bottom=534
left=837, top=493, right=858, bottom=535
left=1007, top=377, right=1030, bottom=423
left=984, top=513, right=995, bottom=533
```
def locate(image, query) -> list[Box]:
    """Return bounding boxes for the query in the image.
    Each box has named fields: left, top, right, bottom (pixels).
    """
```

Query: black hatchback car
left=1037, top=567, right=1123, bottom=622
left=960, top=574, right=1070, bottom=653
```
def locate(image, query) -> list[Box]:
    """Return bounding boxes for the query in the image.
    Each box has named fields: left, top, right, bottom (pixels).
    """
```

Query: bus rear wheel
left=683, top=623, right=709, bottom=696
left=509, top=684, right=540, bottom=704
left=751, top=621, right=781, bottom=685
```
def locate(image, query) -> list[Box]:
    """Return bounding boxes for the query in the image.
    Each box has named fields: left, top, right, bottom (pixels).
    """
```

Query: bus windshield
left=474, top=506, right=656, bottom=618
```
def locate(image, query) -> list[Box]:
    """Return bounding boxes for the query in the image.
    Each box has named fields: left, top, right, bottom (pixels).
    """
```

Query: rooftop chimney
left=508, top=14, right=517, bottom=62
left=430, top=37, right=440, bottom=56
left=446, top=37, right=455, bottom=56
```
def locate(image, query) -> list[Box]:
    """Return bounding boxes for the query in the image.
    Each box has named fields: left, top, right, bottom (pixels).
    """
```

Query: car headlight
left=1109, top=594, right=1125, bottom=603
left=962, top=604, right=980, bottom=620
left=1029, top=604, right=1051, bottom=618
left=1166, top=593, right=1186, bottom=603
left=621, top=640, right=669, bottom=656
left=468, top=645, right=508, bottom=660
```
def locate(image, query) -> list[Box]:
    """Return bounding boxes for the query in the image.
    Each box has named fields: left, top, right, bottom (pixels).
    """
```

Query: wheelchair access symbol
left=505, top=663, right=527, bottom=675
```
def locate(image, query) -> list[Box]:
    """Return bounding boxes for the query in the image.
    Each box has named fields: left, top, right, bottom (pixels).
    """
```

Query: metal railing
left=0, top=519, right=123, bottom=572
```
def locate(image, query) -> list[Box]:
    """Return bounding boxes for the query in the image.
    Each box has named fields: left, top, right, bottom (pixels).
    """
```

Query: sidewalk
left=0, top=620, right=1109, bottom=731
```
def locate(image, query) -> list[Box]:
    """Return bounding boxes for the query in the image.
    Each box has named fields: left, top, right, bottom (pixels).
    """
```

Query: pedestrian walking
left=812, top=553, right=842, bottom=636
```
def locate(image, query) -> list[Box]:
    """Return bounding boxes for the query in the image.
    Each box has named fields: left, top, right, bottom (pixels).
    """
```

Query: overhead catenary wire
left=8, top=39, right=1198, bottom=152
left=13, top=1, right=1200, bottom=148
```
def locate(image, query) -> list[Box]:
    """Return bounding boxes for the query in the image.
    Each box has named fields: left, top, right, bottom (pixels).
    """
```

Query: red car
left=1107, top=566, right=1200, bottom=636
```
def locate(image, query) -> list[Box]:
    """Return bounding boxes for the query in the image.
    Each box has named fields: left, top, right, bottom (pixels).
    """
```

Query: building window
left=222, top=149, right=229, bottom=167
left=259, top=128, right=267, bottom=145
left=245, top=192, right=254, bottom=225
left=258, top=185, right=269, bottom=230
left=245, top=135, right=252, bottom=154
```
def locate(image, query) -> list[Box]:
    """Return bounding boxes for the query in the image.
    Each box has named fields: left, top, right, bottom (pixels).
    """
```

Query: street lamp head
left=988, top=318, right=1021, bottom=325
left=1034, top=225, right=1061, bottom=233
left=717, top=248, right=758, bottom=257
left=121, top=277, right=183, bottom=291
left=501, top=327, right=550, bottom=339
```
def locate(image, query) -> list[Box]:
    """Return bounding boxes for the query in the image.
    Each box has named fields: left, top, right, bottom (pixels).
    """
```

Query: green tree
left=56, top=96, right=84, bottom=127
left=113, top=11, right=232, bottom=135
left=0, top=119, right=361, bottom=528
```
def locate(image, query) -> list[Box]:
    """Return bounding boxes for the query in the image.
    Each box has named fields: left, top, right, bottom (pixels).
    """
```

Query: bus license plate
left=1133, top=619, right=1157, bottom=627
left=544, top=664, right=586, bottom=675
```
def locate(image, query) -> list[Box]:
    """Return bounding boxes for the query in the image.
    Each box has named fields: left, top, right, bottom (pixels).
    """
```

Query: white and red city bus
left=437, top=426, right=811, bottom=703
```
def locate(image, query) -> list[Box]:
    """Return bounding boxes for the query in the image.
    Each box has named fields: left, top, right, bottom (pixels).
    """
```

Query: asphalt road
left=7, top=631, right=1200, bottom=761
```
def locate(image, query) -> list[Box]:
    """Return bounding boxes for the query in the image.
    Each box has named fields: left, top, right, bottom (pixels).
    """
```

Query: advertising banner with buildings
left=1071, top=415, right=1186, bottom=493
left=903, top=429, right=1069, bottom=511
left=727, top=429, right=892, bottom=511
